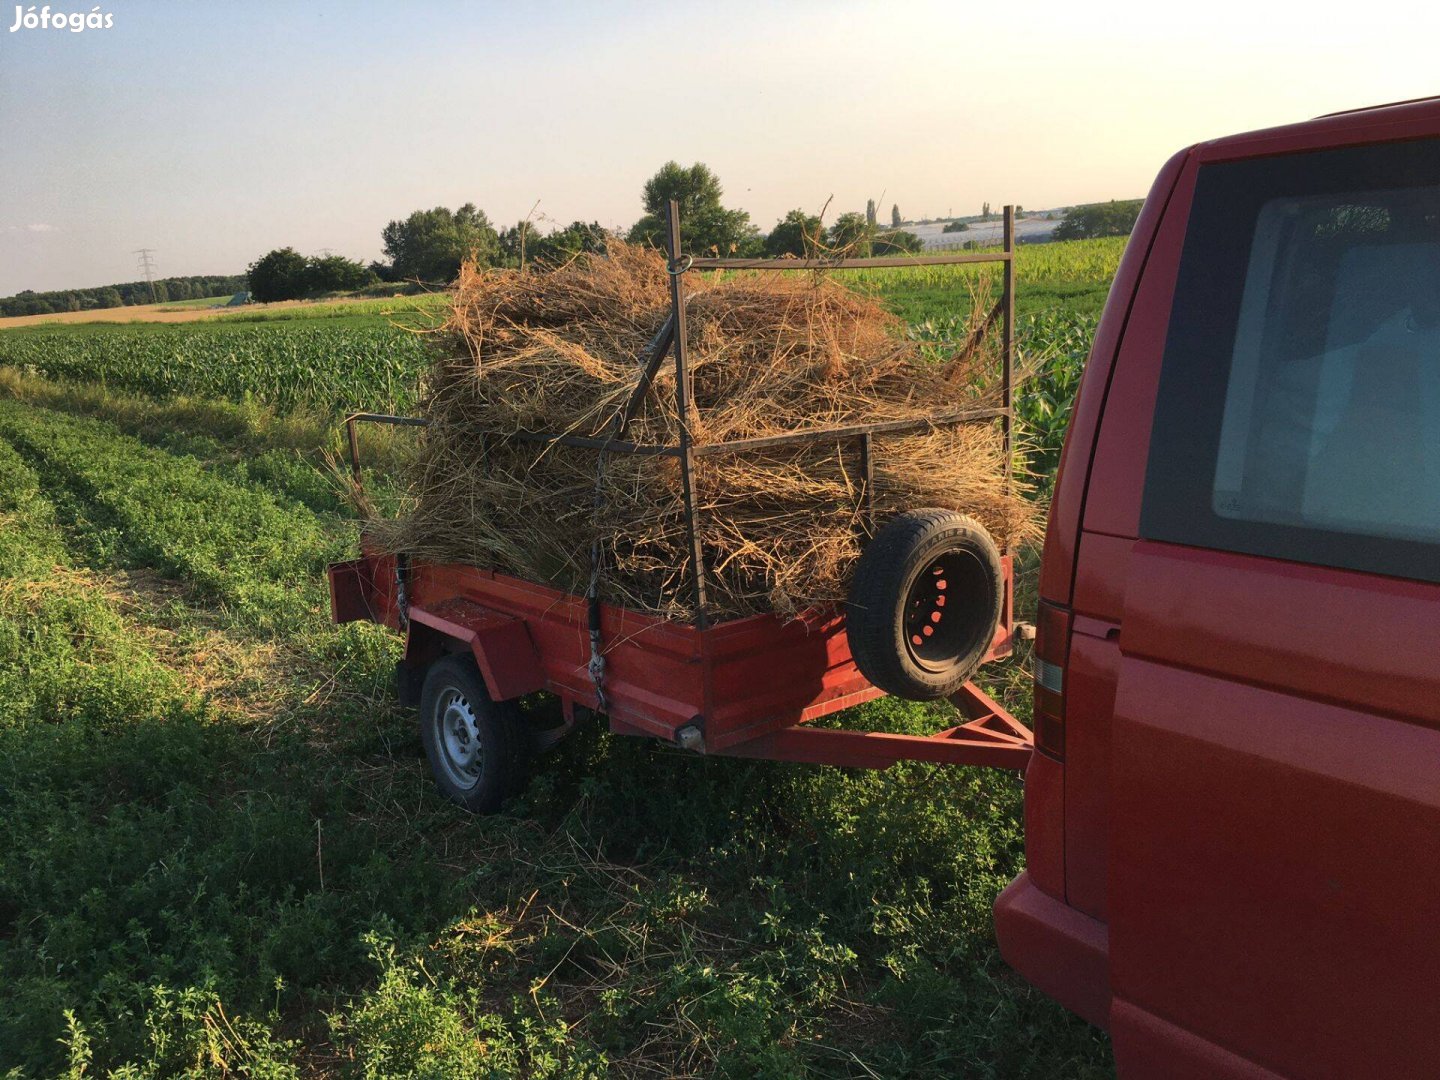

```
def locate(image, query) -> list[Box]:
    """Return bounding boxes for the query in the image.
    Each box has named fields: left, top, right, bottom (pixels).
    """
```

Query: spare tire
left=846, top=509, right=1003, bottom=701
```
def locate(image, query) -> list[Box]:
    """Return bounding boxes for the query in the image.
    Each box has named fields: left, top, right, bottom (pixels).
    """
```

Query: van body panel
left=1109, top=1001, right=1290, bottom=1080
left=1070, top=531, right=1132, bottom=624
left=993, top=872, right=1110, bottom=1029
left=1037, top=147, right=1193, bottom=606
left=1061, top=629, right=1120, bottom=918
left=1022, top=749, right=1067, bottom=898
left=1080, top=162, right=1195, bottom=539
left=1120, top=545, right=1440, bottom=725
left=1199, top=96, right=1440, bottom=165
left=1008, top=95, right=1440, bottom=1075
left=1111, top=596, right=1440, bottom=1076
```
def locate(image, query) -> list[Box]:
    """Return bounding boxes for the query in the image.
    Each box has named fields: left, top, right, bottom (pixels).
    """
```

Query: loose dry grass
left=373, top=243, right=1038, bottom=620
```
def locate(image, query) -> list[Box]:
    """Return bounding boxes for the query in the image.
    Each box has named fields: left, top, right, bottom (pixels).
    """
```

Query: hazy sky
left=3, top=0, right=1439, bottom=295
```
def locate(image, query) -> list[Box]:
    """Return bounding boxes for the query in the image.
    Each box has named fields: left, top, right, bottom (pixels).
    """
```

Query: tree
left=891, top=204, right=902, bottom=228
left=871, top=229, right=924, bottom=256
left=981, top=201, right=992, bottom=219
left=304, top=254, right=376, bottom=293
left=1053, top=199, right=1144, bottom=241
left=497, top=221, right=533, bottom=268
left=764, top=210, right=824, bottom=258
left=248, top=248, right=310, bottom=302
left=866, top=199, right=877, bottom=227
left=533, top=221, right=610, bottom=263
left=626, top=161, right=760, bottom=256
left=381, top=204, right=500, bottom=283
left=942, top=220, right=969, bottom=233
left=497, top=220, right=611, bottom=268
left=827, top=211, right=873, bottom=257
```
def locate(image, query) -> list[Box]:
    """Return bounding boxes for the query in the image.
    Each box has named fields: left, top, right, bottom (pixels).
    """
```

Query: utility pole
left=134, top=248, right=158, bottom=303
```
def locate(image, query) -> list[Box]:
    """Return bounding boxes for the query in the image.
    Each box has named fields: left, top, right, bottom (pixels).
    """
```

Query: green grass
left=156, top=295, right=235, bottom=311
left=0, top=237, right=1120, bottom=1077
left=201, top=293, right=450, bottom=325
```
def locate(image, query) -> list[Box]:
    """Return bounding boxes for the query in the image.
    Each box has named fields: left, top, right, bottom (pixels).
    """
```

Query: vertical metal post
left=346, top=416, right=362, bottom=487
left=858, top=431, right=875, bottom=537
left=1001, top=204, right=1016, bottom=487
left=666, top=200, right=709, bottom=628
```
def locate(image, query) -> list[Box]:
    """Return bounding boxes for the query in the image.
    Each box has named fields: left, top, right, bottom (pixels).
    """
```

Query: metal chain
left=585, top=445, right=611, bottom=714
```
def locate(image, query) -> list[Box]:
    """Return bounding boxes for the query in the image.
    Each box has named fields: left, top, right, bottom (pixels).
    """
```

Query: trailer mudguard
left=405, top=598, right=545, bottom=703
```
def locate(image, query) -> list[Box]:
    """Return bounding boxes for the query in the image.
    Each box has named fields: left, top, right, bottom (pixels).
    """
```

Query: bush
left=247, top=250, right=377, bottom=301
left=303, top=254, right=376, bottom=294
left=1053, top=199, right=1143, bottom=241
left=764, top=210, right=824, bottom=257
left=871, top=229, right=924, bottom=256
left=246, top=248, right=310, bottom=303
left=382, top=204, right=500, bottom=283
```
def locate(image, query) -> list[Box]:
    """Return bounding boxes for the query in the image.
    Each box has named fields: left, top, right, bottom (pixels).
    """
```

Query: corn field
left=0, top=323, right=432, bottom=414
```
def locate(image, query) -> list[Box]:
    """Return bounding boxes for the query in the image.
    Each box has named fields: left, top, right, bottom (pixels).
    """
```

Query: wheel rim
left=903, top=549, right=991, bottom=672
left=432, top=686, right=483, bottom=790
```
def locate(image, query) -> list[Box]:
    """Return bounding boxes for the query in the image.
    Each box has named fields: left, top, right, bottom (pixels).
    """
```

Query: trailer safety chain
left=585, top=446, right=610, bottom=714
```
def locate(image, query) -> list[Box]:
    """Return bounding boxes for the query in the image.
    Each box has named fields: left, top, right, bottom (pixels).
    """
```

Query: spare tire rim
left=435, top=687, right=483, bottom=790
left=903, top=550, right=991, bottom=673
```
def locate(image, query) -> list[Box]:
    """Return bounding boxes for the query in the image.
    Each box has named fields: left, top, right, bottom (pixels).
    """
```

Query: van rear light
left=1033, top=600, right=1072, bottom=760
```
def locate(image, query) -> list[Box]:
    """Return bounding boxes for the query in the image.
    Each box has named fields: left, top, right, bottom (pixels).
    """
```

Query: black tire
left=418, top=655, right=525, bottom=813
left=846, top=509, right=1003, bottom=701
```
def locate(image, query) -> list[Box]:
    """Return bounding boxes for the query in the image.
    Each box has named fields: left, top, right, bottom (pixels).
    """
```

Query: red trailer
left=331, top=203, right=1034, bottom=813
left=329, top=543, right=1030, bottom=782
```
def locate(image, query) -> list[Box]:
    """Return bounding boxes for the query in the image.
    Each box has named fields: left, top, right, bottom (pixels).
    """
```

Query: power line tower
left=133, top=248, right=158, bottom=303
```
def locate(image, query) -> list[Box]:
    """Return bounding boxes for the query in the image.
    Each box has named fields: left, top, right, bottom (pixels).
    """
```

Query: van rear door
left=1109, top=138, right=1440, bottom=1078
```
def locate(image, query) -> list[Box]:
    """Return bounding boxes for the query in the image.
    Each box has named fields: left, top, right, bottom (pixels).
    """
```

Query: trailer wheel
left=846, top=509, right=1002, bottom=701
left=418, top=655, right=524, bottom=814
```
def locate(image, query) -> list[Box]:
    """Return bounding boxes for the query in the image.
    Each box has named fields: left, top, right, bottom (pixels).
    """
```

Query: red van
left=995, top=99, right=1440, bottom=1077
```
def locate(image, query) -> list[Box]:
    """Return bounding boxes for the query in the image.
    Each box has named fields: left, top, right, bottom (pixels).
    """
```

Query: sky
left=2, top=0, right=1440, bottom=296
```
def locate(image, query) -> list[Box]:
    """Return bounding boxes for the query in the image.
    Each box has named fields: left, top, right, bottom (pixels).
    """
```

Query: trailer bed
left=330, top=541, right=1032, bottom=769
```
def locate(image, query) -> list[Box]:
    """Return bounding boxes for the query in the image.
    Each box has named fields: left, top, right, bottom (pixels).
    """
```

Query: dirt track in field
left=0, top=295, right=382, bottom=329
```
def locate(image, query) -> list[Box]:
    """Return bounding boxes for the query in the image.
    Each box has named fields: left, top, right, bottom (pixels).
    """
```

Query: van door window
left=1142, top=140, right=1440, bottom=583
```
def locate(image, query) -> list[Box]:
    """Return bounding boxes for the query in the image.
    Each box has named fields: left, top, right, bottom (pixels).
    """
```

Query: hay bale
left=371, top=243, right=1039, bottom=620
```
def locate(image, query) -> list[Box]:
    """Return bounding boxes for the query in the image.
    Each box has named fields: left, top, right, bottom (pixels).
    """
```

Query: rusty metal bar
left=944, top=299, right=1005, bottom=379
left=666, top=200, right=709, bottom=629
left=614, top=314, right=677, bottom=437
left=691, top=406, right=1009, bottom=457
left=689, top=252, right=1012, bottom=270
left=509, top=430, right=680, bottom=456
left=716, top=726, right=1031, bottom=770
left=346, top=416, right=362, bottom=483
left=859, top=431, right=875, bottom=536
left=344, top=411, right=429, bottom=492
left=1002, top=205, right=1016, bottom=485
left=345, top=411, right=428, bottom=428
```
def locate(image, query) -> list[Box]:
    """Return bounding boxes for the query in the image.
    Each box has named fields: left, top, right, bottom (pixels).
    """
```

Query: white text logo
left=9, top=6, right=114, bottom=32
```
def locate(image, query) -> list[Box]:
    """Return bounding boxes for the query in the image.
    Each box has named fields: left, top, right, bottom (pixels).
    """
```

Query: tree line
left=247, top=162, right=927, bottom=302
left=3, top=164, right=995, bottom=315
left=0, top=275, right=247, bottom=318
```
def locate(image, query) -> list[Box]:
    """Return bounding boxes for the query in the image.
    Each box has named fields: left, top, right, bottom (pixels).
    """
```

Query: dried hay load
left=371, top=243, right=1039, bottom=620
